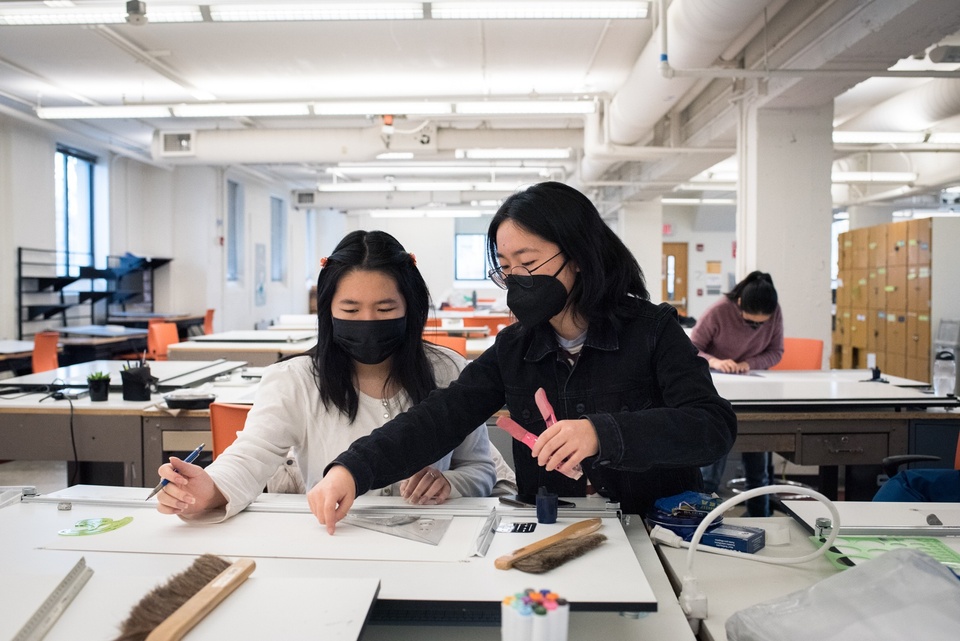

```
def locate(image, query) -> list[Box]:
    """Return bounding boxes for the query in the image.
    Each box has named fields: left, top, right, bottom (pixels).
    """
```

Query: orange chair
left=463, top=315, right=514, bottom=336
left=147, top=322, right=180, bottom=361
left=424, top=318, right=442, bottom=328
left=209, top=402, right=252, bottom=460
left=32, top=331, right=60, bottom=373
left=423, top=334, right=467, bottom=357
left=770, top=337, right=824, bottom=371
left=203, top=308, right=215, bottom=334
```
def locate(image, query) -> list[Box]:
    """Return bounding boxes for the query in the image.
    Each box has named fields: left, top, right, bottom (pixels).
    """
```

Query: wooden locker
left=887, top=220, right=909, bottom=267
left=884, top=265, right=907, bottom=310
left=867, top=224, right=887, bottom=268
left=906, top=265, right=931, bottom=313
left=885, top=311, right=907, bottom=356
left=908, top=217, right=931, bottom=266
left=866, top=310, right=885, bottom=354
left=850, top=309, right=868, bottom=349
left=867, top=266, right=886, bottom=310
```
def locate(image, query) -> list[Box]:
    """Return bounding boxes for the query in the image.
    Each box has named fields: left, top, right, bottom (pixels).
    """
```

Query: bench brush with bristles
left=494, top=517, right=607, bottom=574
left=114, top=554, right=255, bottom=641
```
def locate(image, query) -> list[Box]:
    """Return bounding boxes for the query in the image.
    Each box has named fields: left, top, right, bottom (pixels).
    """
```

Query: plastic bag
left=726, top=548, right=960, bottom=641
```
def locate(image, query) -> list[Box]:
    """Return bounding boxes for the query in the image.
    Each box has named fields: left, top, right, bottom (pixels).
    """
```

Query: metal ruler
left=13, top=557, right=93, bottom=641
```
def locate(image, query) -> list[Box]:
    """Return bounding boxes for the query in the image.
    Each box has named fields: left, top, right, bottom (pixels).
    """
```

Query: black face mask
left=331, top=317, right=407, bottom=365
left=506, top=275, right=570, bottom=328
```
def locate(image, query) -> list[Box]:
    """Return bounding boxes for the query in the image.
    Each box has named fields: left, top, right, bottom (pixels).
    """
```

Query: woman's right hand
left=709, top=357, right=750, bottom=374
left=306, top=465, right=357, bottom=534
left=154, top=456, right=224, bottom=515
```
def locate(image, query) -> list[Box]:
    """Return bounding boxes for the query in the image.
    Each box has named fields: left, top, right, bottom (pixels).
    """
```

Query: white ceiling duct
left=837, top=78, right=960, bottom=132
left=151, top=126, right=583, bottom=164
left=581, top=0, right=775, bottom=181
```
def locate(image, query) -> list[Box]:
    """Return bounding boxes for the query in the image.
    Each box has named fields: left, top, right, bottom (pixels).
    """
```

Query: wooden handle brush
left=115, top=555, right=256, bottom=641
left=495, top=518, right=603, bottom=570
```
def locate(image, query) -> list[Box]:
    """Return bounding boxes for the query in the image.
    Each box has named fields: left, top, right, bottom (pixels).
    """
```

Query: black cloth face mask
left=331, top=317, right=407, bottom=364
left=506, top=274, right=570, bottom=328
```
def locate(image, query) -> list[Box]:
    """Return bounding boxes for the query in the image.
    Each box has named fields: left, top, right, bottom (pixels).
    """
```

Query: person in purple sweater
left=691, top=271, right=783, bottom=516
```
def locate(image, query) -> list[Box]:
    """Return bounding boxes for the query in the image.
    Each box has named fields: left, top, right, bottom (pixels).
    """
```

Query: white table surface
left=190, top=329, right=317, bottom=343
left=656, top=509, right=960, bottom=641
left=0, top=487, right=695, bottom=639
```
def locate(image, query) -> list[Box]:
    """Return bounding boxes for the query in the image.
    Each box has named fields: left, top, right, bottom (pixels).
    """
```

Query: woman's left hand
left=531, top=418, right=599, bottom=474
left=400, top=466, right=451, bottom=505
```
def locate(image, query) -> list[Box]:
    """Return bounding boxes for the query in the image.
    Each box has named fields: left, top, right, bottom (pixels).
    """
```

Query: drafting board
left=20, top=489, right=657, bottom=612
left=2, top=560, right=379, bottom=641
left=0, top=359, right=245, bottom=390
left=782, top=499, right=960, bottom=536
left=190, top=330, right=317, bottom=343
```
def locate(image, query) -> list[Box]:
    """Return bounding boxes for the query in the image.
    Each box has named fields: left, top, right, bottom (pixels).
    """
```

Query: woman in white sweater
left=153, top=230, right=499, bottom=521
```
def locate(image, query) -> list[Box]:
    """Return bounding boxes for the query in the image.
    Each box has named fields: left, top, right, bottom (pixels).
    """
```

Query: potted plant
left=87, top=371, right=111, bottom=402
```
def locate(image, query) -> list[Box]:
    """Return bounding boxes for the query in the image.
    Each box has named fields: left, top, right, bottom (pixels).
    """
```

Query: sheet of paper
left=40, top=504, right=483, bottom=562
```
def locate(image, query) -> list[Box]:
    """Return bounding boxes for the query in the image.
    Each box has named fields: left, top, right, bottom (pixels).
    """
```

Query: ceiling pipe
left=657, top=0, right=960, bottom=80
left=837, top=79, right=960, bottom=132
left=581, top=0, right=774, bottom=182
left=581, top=110, right=735, bottom=163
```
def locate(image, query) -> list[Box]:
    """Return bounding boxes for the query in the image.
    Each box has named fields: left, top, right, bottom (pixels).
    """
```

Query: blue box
left=696, top=524, right=766, bottom=553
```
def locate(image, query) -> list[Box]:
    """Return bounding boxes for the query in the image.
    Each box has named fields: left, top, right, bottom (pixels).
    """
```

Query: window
left=455, top=233, right=488, bottom=281
left=54, top=146, right=96, bottom=276
left=226, top=180, right=244, bottom=281
left=270, top=196, right=287, bottom=282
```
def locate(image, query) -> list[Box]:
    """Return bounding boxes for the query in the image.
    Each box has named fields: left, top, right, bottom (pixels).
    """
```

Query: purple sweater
left=690, top=297, right=784, bottom=370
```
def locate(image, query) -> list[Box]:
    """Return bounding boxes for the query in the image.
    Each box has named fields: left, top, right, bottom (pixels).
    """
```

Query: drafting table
left=0, top=359, right=246, bottom=392
left=0, top=362, right=246, bottom=487
left=655, top=506, right=960, bottom=641
left=0, top=339, right=34, bottom=374
left=189, top=329, right=317, bottom=343
left=168, top=337, right=317, bottom=366
left=107, top=312, right=205, bottom=337
left=713, top=369, right=960, bottom=500
left=0, top=487, right=696, bottom=639
left=55, top=324, right=149, bottom=340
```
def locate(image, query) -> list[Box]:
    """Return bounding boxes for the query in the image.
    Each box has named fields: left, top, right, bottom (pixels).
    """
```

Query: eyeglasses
left=488, top=250, right=564, bottom=290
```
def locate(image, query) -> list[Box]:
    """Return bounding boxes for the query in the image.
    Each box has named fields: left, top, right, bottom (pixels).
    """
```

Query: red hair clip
left=319, top=257, right=328, bottom=268
left=409, top=253, right=417, bottom=266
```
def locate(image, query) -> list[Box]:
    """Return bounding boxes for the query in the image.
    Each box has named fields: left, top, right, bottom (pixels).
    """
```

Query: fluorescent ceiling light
left=172, top=102, right=311, bottom=117
left=376, top=152, right=415, bottom=160
left=456, top=148, right=571, bottom=159
left=430, top=2, right=650, bottom=20
left=832, top=131, right=927, bottom=144
left=369, top=210, right=426, bottom=218
left=312, top=101, right=453, bottom=116
left=831, top=171, right=918, bottom=183
left=676, top=182, right=737, bottom=191
left=0, top=5, right=202, bottom=25
left=661, top=198, right=736, bottom=205
left=326, top=165, right=552, bottom=177
left=318, top=181, right=520, bottom=192
left=455, top=101, right=595, bottom=115
left=210, top=3, right=422, bottom=22
left=833, top=211, right=850, bottom=220
left=36, top=105, right=173, bottom=119
left=928, top=132, right=960, bottom=144
left=370, top=209, right=492, bottom=218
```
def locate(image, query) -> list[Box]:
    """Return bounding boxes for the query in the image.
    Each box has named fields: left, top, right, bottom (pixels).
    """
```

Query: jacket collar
left=524, top=317, right=620, bottom=362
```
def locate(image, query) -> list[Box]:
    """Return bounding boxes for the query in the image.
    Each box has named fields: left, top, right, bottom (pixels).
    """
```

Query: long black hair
left=486, top=181, right=648, bottom=326
left=311, top=230, right=437, bottom=421
left=726, top=271, right=778, bottom=315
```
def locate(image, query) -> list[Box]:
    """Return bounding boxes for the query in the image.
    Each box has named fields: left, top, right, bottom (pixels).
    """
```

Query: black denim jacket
left=332, top=299, right=737, bottom=515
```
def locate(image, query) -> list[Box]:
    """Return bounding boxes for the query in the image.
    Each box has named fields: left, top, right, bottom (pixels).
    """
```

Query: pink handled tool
left=496, top=390, right=583, bottom=480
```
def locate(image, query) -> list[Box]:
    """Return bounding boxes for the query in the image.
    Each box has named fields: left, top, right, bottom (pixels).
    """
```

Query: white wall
left=0, top=114, right=331, bottom=336
left=662, top=206, right=737, bottom=320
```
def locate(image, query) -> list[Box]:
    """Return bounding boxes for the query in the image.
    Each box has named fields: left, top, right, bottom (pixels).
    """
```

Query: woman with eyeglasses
left=690, top=270, right=783, bottom=516
left=308, top=182, right=737, bottom=532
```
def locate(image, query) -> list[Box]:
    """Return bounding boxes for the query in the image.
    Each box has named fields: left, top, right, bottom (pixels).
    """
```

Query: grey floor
left=0, top=460, right=69, bottom=494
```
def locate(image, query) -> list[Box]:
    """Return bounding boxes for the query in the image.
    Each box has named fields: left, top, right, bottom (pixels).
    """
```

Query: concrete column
left=618, top=199, right=663, bottom=303
left=737, top=102, right=834, bottom=344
